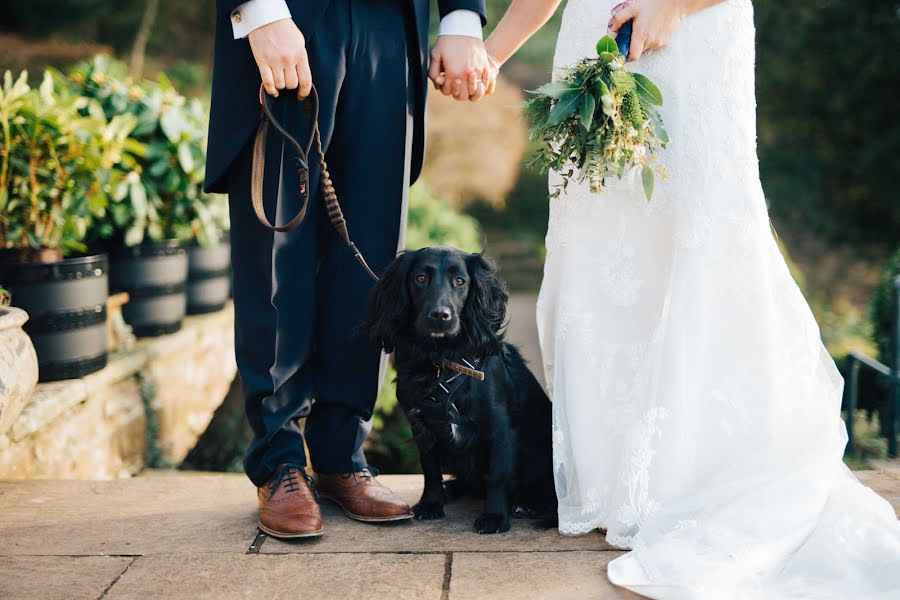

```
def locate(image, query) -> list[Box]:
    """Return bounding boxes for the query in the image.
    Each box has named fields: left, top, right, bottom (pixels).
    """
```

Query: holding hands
left=429, top=36, right=499, bottom=102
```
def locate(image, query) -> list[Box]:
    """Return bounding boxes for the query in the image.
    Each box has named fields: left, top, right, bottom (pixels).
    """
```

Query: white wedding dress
left=536, top=0, right=900, bottom=597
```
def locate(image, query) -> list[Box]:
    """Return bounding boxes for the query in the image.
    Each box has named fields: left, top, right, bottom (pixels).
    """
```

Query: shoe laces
left=359, top=466, right=380, bottom=481
left=268, top=464, right=316, bottom=500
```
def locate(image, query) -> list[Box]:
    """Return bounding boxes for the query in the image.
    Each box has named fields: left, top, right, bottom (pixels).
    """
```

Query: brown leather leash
left=251, top=83, right=378, bottom=281
left=251, top=85, right=488, bottom=382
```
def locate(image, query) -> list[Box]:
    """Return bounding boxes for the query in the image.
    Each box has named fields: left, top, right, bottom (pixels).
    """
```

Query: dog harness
left=407, top=357, right=483, bottom=453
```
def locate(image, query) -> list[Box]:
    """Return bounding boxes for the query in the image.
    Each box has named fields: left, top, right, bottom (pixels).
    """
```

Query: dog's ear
left=462, top=253, right=508, bottom=355
left=364, top=252, right=413, bottom=353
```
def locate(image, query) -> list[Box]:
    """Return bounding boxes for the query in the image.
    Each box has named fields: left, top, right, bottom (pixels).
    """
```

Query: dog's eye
left=415, top=274, right=427, bottom=284
left=453, top=277, right=466, bottom=287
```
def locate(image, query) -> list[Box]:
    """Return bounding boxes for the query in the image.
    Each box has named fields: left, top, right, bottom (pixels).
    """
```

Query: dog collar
left=439, top=357, right=485, bottom=381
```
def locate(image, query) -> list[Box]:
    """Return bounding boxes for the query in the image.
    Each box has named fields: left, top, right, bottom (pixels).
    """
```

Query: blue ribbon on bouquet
left=616, top=20, right=633, bottom=57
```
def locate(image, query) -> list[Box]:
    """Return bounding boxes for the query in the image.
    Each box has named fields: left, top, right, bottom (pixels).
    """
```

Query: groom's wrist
left=230, top=0, right=291, bottom=40
left=438, top=10, right=484, bottom=40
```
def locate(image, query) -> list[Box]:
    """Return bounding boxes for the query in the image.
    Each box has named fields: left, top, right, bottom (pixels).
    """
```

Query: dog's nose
left=429, top=307, right=452, bottom=322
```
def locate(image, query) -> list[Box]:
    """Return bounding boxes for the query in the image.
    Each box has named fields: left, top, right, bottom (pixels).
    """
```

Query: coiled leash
left=250, top=83, right=379, bottom=281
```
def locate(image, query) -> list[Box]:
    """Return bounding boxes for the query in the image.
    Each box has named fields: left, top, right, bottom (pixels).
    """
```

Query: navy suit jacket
left=205, top=0, right=487, bottom=193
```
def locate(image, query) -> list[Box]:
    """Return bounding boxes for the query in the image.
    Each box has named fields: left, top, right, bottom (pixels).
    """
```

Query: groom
left=205, top=0, right=492, bottom=538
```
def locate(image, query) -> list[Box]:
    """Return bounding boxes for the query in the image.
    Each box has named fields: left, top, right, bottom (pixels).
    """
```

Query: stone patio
left=1, top=470, right=898, bottom=599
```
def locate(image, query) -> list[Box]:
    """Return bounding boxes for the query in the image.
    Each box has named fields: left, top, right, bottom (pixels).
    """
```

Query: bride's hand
left=607, top=0, right=686, bottom=62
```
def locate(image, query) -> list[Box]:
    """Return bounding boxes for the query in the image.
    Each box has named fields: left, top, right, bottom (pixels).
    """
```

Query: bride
left=484, top=0, right=900, bottom=597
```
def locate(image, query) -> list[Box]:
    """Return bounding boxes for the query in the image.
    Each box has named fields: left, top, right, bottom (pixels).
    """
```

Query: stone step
left=1, top=470, right=897, bottom=599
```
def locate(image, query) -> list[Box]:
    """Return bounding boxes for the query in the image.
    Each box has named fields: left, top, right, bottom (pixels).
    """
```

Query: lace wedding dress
left=536, top=0, right=900, bottom=597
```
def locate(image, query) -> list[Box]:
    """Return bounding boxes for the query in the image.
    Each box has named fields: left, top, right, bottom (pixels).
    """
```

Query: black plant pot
left=110, top=240, right=188, bottom=337
left=187, top=234, right=231, bottom=315
left=0, top=253, right=109, bottom=382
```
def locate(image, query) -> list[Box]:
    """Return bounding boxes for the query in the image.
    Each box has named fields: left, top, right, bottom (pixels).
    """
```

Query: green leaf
left=633, top=73, right=663, bottom=106
left=547, top=90, right=583, bottom=127
left=599, top=52, right=616, bottom=65
left=579, top=93, right=596, bottom=132
left=645, top=105, right=670, bottom=144
left=596, top=36, right=618, bottom=56
left=159, top=107, right=187, bottom=142
left=177, top=142, right=194, bottom=173
left=641, top=165, right=655, bottom=200
left=532, top=80, right=578, bottom=99
left=130, top=180, right=148, bottom=220
left=597, top=79, right=611, bottom=98
left=124, top=222, right=145, bottom=247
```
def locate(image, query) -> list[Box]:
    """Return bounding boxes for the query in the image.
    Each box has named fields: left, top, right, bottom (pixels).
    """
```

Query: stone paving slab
left=262, top=475, right=611, bottom=554
left=0, top=556, right=133, bottom=600
left=1, top=470, right=898, bottom=599
left=450, top=551, right=642, bottom=600
left=105, top=553, right=445, bottom=600
left=0, top=473, right=256, bottom=556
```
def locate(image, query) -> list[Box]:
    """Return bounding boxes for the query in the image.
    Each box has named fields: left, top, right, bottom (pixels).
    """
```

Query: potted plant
left=186, top=193, right=231, bottom=314
left=71, top=57, right=215, bottom=335
left=0, top=70, right=135, bottom=381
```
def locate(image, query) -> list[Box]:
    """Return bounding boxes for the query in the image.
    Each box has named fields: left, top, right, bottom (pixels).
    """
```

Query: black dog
left=364, top=247, right=557, bottom=534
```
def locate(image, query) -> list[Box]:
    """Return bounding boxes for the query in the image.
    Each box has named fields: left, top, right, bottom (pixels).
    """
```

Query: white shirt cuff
left=438, top=9, right=483, bottom=40
left=230, top=0, right=292, bottom=39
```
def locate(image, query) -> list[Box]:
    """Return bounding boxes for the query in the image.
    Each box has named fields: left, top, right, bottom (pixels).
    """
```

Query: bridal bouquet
left=523, top=30, right=668, bottom=200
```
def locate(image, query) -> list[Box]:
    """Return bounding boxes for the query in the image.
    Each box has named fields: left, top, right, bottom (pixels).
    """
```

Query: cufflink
left=231, top=10, right=242, bottom=24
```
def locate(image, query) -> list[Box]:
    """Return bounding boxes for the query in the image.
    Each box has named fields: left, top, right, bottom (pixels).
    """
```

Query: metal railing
left=845, top=276, right=900, bottom=457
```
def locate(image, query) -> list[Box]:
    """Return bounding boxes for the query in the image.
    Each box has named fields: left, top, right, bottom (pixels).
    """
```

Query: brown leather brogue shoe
left=257, top=464, right=324, bottom=539
left=316, top=467, right=413, bottom=523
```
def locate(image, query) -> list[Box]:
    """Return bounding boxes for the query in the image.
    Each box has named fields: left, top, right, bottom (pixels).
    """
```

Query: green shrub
left=870, top=247, right=900, bottom=365
left=0, top=70, right=134, bottom=253
left=69, top=56, right=223, bottom=246
left=405, top=184, right=482, bottom=252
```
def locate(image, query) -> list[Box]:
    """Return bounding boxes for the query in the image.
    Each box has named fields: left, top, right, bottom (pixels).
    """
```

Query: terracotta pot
left=0, top=307, right=39, bottom=436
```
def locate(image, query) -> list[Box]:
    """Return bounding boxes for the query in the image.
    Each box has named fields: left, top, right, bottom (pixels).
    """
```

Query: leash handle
left=250, top=84, right=379, bottom=281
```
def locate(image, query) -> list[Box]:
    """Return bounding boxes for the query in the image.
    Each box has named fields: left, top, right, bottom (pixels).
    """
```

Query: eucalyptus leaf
left=547, top=90, right=583, bottom=126
left=579, top=93, right=596, bottom=132
left=641, top=165, right=655, bottom=200
left=595, top=36, right=618, bottom=55
left=533, top=80, right=578, bottom=99
left=633, top=73, right=663, bottom=106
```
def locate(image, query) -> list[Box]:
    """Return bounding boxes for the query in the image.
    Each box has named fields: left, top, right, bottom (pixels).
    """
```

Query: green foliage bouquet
left=523, top=36, right=668, bottom=200
left=0, top=70, right=135, bottom=254
left=69, top=56, right=221, bottom=247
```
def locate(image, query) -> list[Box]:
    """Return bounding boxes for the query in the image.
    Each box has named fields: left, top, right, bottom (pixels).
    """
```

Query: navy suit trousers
left=225, top=0, right=414, bottom=486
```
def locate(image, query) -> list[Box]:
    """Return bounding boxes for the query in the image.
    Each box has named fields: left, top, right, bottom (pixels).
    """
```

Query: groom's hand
left=429, top=36, right=496, bottom=102
left=248, top=18, right=313, bottom=99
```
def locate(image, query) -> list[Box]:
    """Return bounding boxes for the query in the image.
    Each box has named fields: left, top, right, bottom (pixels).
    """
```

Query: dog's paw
left=474, top=513, right=511, bottom=534
left=413, top=500, right=446, bottom=521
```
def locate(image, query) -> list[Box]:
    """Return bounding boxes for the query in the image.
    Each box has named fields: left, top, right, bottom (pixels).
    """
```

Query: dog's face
left=365, top=247, right=508, bottom=355
left=408, top=248, right=470, bottom=339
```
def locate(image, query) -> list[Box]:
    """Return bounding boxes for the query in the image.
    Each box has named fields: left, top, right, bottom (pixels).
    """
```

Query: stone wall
left=0, top=304, right=236, bottom=479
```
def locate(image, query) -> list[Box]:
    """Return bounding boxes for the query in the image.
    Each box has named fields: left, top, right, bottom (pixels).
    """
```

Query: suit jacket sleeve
left=437, top=0, right=487, bottom=26
left=216, top=0, right=247, bottom=17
